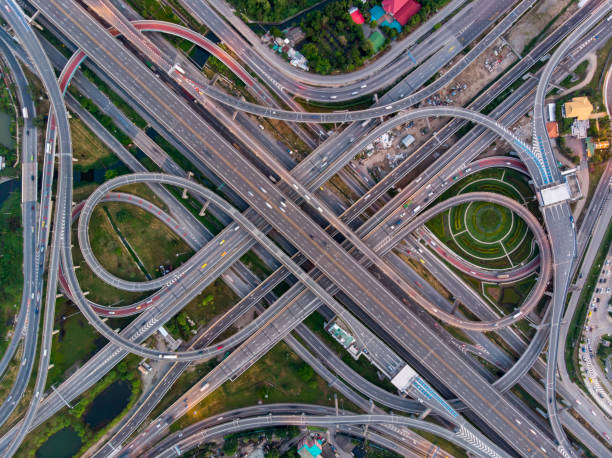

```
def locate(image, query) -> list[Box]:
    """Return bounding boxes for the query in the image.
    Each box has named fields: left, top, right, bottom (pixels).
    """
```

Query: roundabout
left=464, top=202, right=513, bottom=245
left=429, top=171, right=536, bottom=270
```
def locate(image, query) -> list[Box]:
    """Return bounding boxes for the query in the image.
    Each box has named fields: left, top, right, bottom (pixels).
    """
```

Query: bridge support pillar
left=450, top=299, right=460, bottom=314
left=418, top=408, right=431, bottom=420
left=334, top=393, right=338, bottom=416
left=27, top=10, right=40, bottom=23
left=199, top=201, right=209, bottom=216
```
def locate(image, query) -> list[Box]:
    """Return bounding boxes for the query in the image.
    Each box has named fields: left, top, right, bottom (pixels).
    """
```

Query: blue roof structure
left=381, top=18, right=402, bottom=33
left=370, top=5, right=386, bottom=21
left=298, top=439, right=323, bottom=457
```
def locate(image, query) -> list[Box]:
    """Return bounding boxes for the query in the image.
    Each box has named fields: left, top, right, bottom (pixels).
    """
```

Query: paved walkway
left=557, top=52, right=597, bottom=97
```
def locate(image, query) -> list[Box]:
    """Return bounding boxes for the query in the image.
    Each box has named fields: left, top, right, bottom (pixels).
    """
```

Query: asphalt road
left=1, top=1, right=608, bottom=456
left=27, top=0, right=584, bottom=454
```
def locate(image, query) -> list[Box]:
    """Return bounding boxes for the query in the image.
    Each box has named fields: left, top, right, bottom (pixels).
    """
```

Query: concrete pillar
left=199, top=200, right=209, bottom=216
left=418, top=408, right=431, bottom=419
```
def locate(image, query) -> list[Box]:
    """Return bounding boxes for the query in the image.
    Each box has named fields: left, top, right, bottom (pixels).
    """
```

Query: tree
left=223, top=435, right=238, bottom=455
left=33, top=115, right=46, bottom=128
left=115, top=208, right=130, bottom=223
left=116, top=360, right=128, bottom=375
left=297, top=364, right=314, bottom=382
left=104, top=169, right=118, bottom=181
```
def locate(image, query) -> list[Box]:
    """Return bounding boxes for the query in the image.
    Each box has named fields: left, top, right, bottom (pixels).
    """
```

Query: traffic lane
left=80, top=29, right=544, bottom=458
left=43, top=3, right=556, bottom=454
left=533, top=3, right=612, bottom=185
left=178, top=0, right=537, bottom=122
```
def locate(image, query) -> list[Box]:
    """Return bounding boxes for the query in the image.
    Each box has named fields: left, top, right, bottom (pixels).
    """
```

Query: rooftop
left=563, top=96, right=593, bottom=120
left=349, top=7, right=365, bottom=24
left=297, top=436, right=323, bottom=458
left=391, top=364, right=417, bottom=391
left=539, top=182, right=571, bottom=206
left=383, top=0, right=421, bottom=26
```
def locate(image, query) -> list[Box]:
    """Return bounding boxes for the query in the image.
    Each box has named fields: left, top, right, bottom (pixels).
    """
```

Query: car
left=30, top=174, right=34, bottom=181
left=351, top=91, right=358, bottom=95
left=219, top=239, right=225, bottom=245
left=216, top=345, right=224, bottom=350
left=265, top=202, right=272, bottom=209
left=607, top=287, right=611, bottom=294
left=258, top=124, right=265, bottom=130
left=259, top=186, right=267, bottom=194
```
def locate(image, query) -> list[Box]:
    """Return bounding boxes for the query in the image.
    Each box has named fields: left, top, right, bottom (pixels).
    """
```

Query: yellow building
left=563, top=97, right=593, bottom=120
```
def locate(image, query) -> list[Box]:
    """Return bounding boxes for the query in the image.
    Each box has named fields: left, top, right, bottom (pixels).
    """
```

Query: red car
left=216, top=345, right=224, bottom=350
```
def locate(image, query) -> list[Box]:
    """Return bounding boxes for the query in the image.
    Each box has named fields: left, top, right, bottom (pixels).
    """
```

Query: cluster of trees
left=0, top=194, right=21, bottom=355
left=206, top=56, right=245, bottom=87
left=165, top=310, right=192, bottom=339
left=300, top=1, right=373, bottom=74
left=589, top=116, right=611, bottom=163
left=229, top=0, right=318, bottom=22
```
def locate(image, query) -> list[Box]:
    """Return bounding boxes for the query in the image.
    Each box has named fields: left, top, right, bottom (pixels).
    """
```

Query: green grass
left=0, top=191, right=22, bottom=358
left=103, top=202, right=194, bottom=278
left=170, top=342, right=353, bottom=431
left=46, top=299, right=107, bottom=388
left=73, top=210, right=150, bottom=306
left=70, top=118, right=116, bottom=169
left=20, top=355, right=142, bottom=458
left=565, top=219, right=612, bottom=384
left=464, top=202, right=512, bottom=243
left=165, top=278, right=240, bottom=340
left=425, top=169, right=535, bottom=268
left=240, top=250, right=274, bottom=281
left=497, top=275, right=537, bottom=315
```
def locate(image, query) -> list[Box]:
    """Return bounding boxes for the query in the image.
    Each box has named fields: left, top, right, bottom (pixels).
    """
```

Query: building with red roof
left=348, top=6, right=365, bottom=24
left=381, top=0, right=421, bottom=26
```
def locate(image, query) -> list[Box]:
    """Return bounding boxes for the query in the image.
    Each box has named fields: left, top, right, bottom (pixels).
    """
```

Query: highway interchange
left=0, top=0, right=611, bottom=457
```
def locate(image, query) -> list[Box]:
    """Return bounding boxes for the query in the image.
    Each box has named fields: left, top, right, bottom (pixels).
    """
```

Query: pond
left=0, top=110, right=13, bottom=149
left=83, top=379, right=131, bottom=431
left=189, top=31, right=221, bottom=68
left=0, top=178, right=19, bottom=207
left=36, top=427, right=82, bottom=458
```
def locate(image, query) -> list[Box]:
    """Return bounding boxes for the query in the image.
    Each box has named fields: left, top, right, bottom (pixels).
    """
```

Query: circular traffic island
left=465, top=202, right=513, bottom=244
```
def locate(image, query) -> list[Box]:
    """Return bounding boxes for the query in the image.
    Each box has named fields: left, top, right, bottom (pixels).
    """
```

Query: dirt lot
left=355, top=36, right=519, bottom=175
left=506, top=0, right=577, bottom=54
left=437, top=39, right=518, bottom=108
